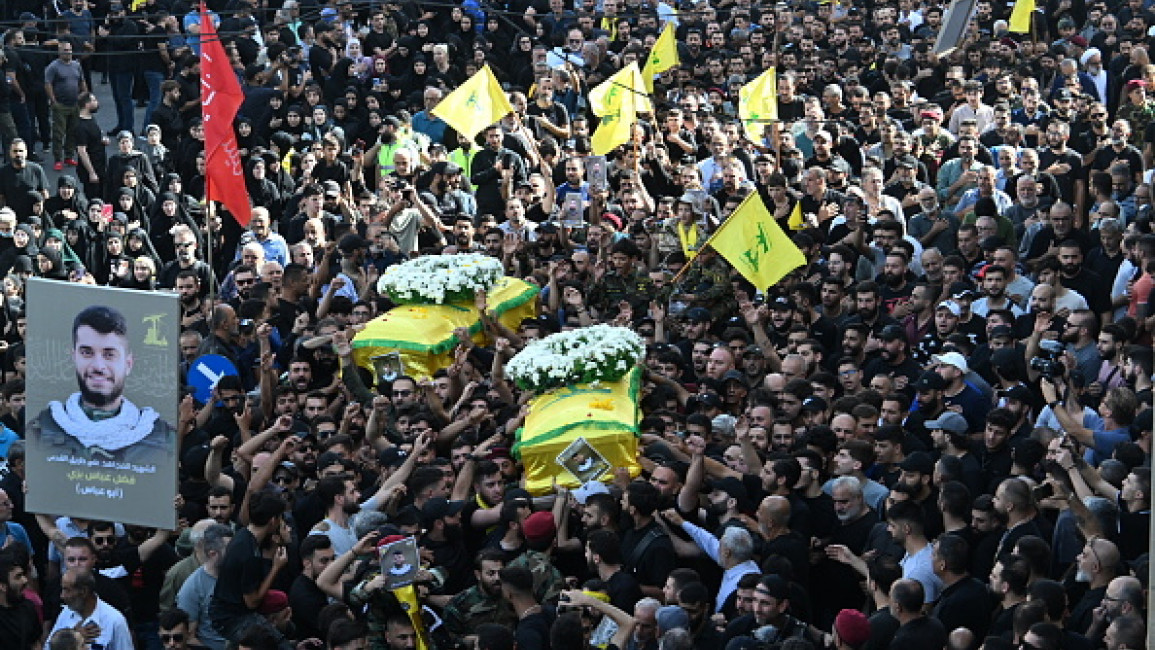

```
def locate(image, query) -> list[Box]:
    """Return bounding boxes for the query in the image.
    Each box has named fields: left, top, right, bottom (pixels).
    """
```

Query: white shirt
left=47, top=597, right=133, bottom=650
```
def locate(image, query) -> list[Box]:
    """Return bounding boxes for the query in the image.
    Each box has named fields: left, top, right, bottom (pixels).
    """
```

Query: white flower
left=507, top=325, right=644, bottom=393
left=377, top=254, right=504, bottom=304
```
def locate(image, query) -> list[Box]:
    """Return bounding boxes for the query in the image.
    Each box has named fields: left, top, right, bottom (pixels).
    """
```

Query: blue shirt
left=0, top=522, right=32, bottom=555
left=412, top=110, right=447, bottom=144
left=1086, top=426, right=1132, bottom=466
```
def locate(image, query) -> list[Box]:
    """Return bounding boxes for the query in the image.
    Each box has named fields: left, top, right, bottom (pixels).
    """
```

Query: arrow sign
left=187, top=354, right=239, bottom=404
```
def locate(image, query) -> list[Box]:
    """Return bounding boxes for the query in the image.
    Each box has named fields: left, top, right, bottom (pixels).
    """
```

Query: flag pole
left=205, top=175, right=217, bottom=306
left=667, top=191, right=760, bottom=287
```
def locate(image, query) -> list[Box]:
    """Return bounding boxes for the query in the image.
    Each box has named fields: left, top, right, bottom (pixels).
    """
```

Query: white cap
left=933, top=351, right=969, bottom=373
left=572, top=480, right=610, bottom=505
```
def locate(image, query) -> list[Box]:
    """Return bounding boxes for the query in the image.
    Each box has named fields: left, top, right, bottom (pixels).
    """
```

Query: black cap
left=697, top=393, right=724, bottom=410
left=914, top=371, right=947, bottom=391
left=989, top=325, right=1014, bottom=340
left=771, top=296, right=796, bottom=311
left=685, top=307, right=712, bottom=322
left=722, top=370, right=749, bottom=387
left=899, top=451, right=935, bottom=475
left=378, top=447, right=408, bottom=468
left=950, top=281, right=977, bottom=299
left=879, top=324, right=906, bottom=341
left=756, top=574, right=790, bottom=599
left=1003, top=385, right=1033, bottom=404
left=420, top=497, right=466, bottom=526
left=801, top=396, right=828, bottom=413
left=706, top=476, right=753, bottom=512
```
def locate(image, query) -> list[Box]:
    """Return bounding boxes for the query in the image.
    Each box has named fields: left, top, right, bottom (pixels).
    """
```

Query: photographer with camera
left=1041, top=362, right=1140, bottom=466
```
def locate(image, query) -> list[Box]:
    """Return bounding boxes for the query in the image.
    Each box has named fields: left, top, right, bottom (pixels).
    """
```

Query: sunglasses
left=160, top=634, right=186, bottom=643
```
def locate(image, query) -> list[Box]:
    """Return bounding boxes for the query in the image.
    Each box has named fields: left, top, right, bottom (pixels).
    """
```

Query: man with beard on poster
left=306, top=476, right=361, bottom=555
left=29, top=305, right=175, bottom=463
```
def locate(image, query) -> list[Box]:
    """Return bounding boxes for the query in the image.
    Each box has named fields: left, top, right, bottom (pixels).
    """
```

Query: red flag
left=199, top=4, right=251, bottom=227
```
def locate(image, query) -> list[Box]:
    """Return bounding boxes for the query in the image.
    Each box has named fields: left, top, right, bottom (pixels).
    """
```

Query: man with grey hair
left=661, top=508, right=760, bottom=612
left=176, top=523, right=233, bottom=650
left=626, top=597, right=661, bottom=650
left=160, top=519, right=217, bottom=609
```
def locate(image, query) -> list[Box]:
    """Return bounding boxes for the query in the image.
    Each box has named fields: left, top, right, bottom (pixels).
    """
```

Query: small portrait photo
left=557, top=437, right=610, bottom=484
left=379, top=536, right=419, bottom=589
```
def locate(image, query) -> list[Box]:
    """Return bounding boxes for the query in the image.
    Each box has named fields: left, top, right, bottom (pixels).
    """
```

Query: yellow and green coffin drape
left=513, top=367, right=642, bottom=495
left=351, top=277, right=539, bottom=381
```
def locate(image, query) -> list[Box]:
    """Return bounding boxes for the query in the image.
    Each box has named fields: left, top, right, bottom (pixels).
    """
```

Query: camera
left=1029, top=339, right=1066, bottom=379
left=239, top=318, right=256, bottom=335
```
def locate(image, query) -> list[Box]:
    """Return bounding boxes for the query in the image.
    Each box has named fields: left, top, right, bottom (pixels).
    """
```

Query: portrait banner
left=26, top=280, right=180, bottom=528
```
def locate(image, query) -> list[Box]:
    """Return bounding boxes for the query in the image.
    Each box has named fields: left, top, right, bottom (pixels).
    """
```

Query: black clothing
left=890, top=616, right=947, bottom=650
left=931, top=577, right=992, bottom=645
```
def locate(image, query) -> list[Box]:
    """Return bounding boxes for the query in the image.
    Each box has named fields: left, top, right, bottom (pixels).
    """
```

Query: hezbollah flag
left=588, top=63, right=652, bottom=155
left=739, top=67, right=778, bottom=142
left=513, top=368, right=643, bottom=495
left=706, top=192, right=806, bottom=291
left=642, top=22, right=679, bottom=94
left=431, top=64, right=514, bottom=141
left=1008, top=0, right=1034, bottom=33
left=352, top=277, right=538, bottom=381
left=787, top=201, right=805, bottom=230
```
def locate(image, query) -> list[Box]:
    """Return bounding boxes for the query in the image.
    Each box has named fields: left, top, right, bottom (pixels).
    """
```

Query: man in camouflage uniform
left=587, top=238, right=656, bottom=319
left=671, top=244, right=734, bottom=321
left=442, top=548, right=516, bottom=640
left=507, top=511, right=566, bottom=604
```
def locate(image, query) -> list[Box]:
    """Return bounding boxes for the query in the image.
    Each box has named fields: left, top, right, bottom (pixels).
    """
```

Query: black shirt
left=289, top=574, right=329, bottom=641
left=620, top=520, right=676, bottom=589
left=0, top=597, right=39, bottom=650
left=515, top=608, right=555, bottom=650
left=211, top=528, right=267, bottom=622
left=890, top=616, right=947, bottom=650
left=74, top=116, right=106, bottom=177
left=931, top=576, right=993, bottom=645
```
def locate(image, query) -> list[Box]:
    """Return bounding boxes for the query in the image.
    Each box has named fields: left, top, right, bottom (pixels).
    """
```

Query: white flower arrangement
left=506, top=324, right=645, bottom=393
left=377, top=253, right=505, bottom=304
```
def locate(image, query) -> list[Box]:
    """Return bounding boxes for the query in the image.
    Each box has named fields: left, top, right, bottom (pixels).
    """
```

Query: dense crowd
left=0, top=1, right=1151, bottom=650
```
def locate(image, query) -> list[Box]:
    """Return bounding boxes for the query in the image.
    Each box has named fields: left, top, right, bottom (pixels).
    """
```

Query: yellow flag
left=431, top=65, right=514, bottom=142
left=707, top=192, right=806, bottom=290
left=642, top=22, right=679, bottom=94
left=1008, top=0, right=1034, bottom=33
left=787, top=200, right=805, bottom=230
left=589, top=63, right=653, bottom=155
left=739, top=67, right=778, bottom=142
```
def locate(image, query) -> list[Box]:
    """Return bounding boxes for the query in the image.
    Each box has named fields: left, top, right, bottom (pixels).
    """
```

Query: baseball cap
left=117, top=130, right=134, bottom=142
left=323, top=180, right=342, bottom=197
left=756, top=575, right=791, bottom=599
left=706, top=476, right=753, bottom=512
left=657, top=605, right=691, bottom=632
left=378, top=447, right=408, bottom=468
left=801, top=396, right=828, bottom=413
left=1003, top=385, right=1034, bottom=404
left=933, top=351, right=969, bottom=373
left=420, top=497, right=465, bottom=526
left=914, top=371, right=948, bottom=392
left=899, top=451, right=935, bottom=475
left=879, top=324, right=906, bottom=341
left=259, top=590, right=289, bottom=615
left=989, top=325, right=1014, bottom=340
left=936, top=300, right=962, bottom=317
left=722, top=369, right=749, bottom=387
left=684, top=307, right=712, bottom=322
left=572, top=481, right=610, bottom=505
left=925, top=411, right=969, bottom=435
left=743, top=345, right=764, bottom=358
left=950, top=282, right=977, bottom=299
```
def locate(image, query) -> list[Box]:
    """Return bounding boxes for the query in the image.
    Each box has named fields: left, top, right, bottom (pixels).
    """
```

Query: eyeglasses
left=393, top=389, right=413, bottom=397
left=160, top=634, right=186, bottom=643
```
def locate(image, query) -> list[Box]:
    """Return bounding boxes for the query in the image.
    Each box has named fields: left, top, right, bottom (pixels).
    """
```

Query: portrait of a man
left=29, top=305, right=175, bottom=462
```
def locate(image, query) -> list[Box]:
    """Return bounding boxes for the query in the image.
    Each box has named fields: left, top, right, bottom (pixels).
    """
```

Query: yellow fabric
left=431, top=65, right=514, bottom=141
left=707, top=192, right=807, bottom=291
left=676, top=220, right=701, bottom=258
left=131, top=0, right=148, bottom=10
left=787, top=201, right=805, bottom=231
left=739, top=67, right=778, bottom=142
left=589, top=63, right=653, bottom=156
left=1009, top=0, right=1035, bottom=33
left=351, top=277, right=538, bottom=381
left=513, top=369, right=642, bottom=496
left=392, top=584, right=431, bottom=650
left=642, top=22, right=679, bottom=94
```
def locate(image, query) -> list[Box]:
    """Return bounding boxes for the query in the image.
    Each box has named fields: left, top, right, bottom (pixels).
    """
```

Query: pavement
left=40, top=75, right=150, bottom=189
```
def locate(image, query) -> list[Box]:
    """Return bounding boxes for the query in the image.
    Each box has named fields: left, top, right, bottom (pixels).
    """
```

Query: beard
left=443, top=523, right=463, bottom=540
left=1061, top=263, right=1080, bottom=276
left=343, top=501, right=361, bottom=515
left=78, top=371, right=125, bottom=410
left=885, top=272, right=905, bottom=288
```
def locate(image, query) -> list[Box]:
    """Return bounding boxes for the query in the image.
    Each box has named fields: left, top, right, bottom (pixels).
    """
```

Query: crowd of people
left=0, top=1, right=1151, bottom=650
